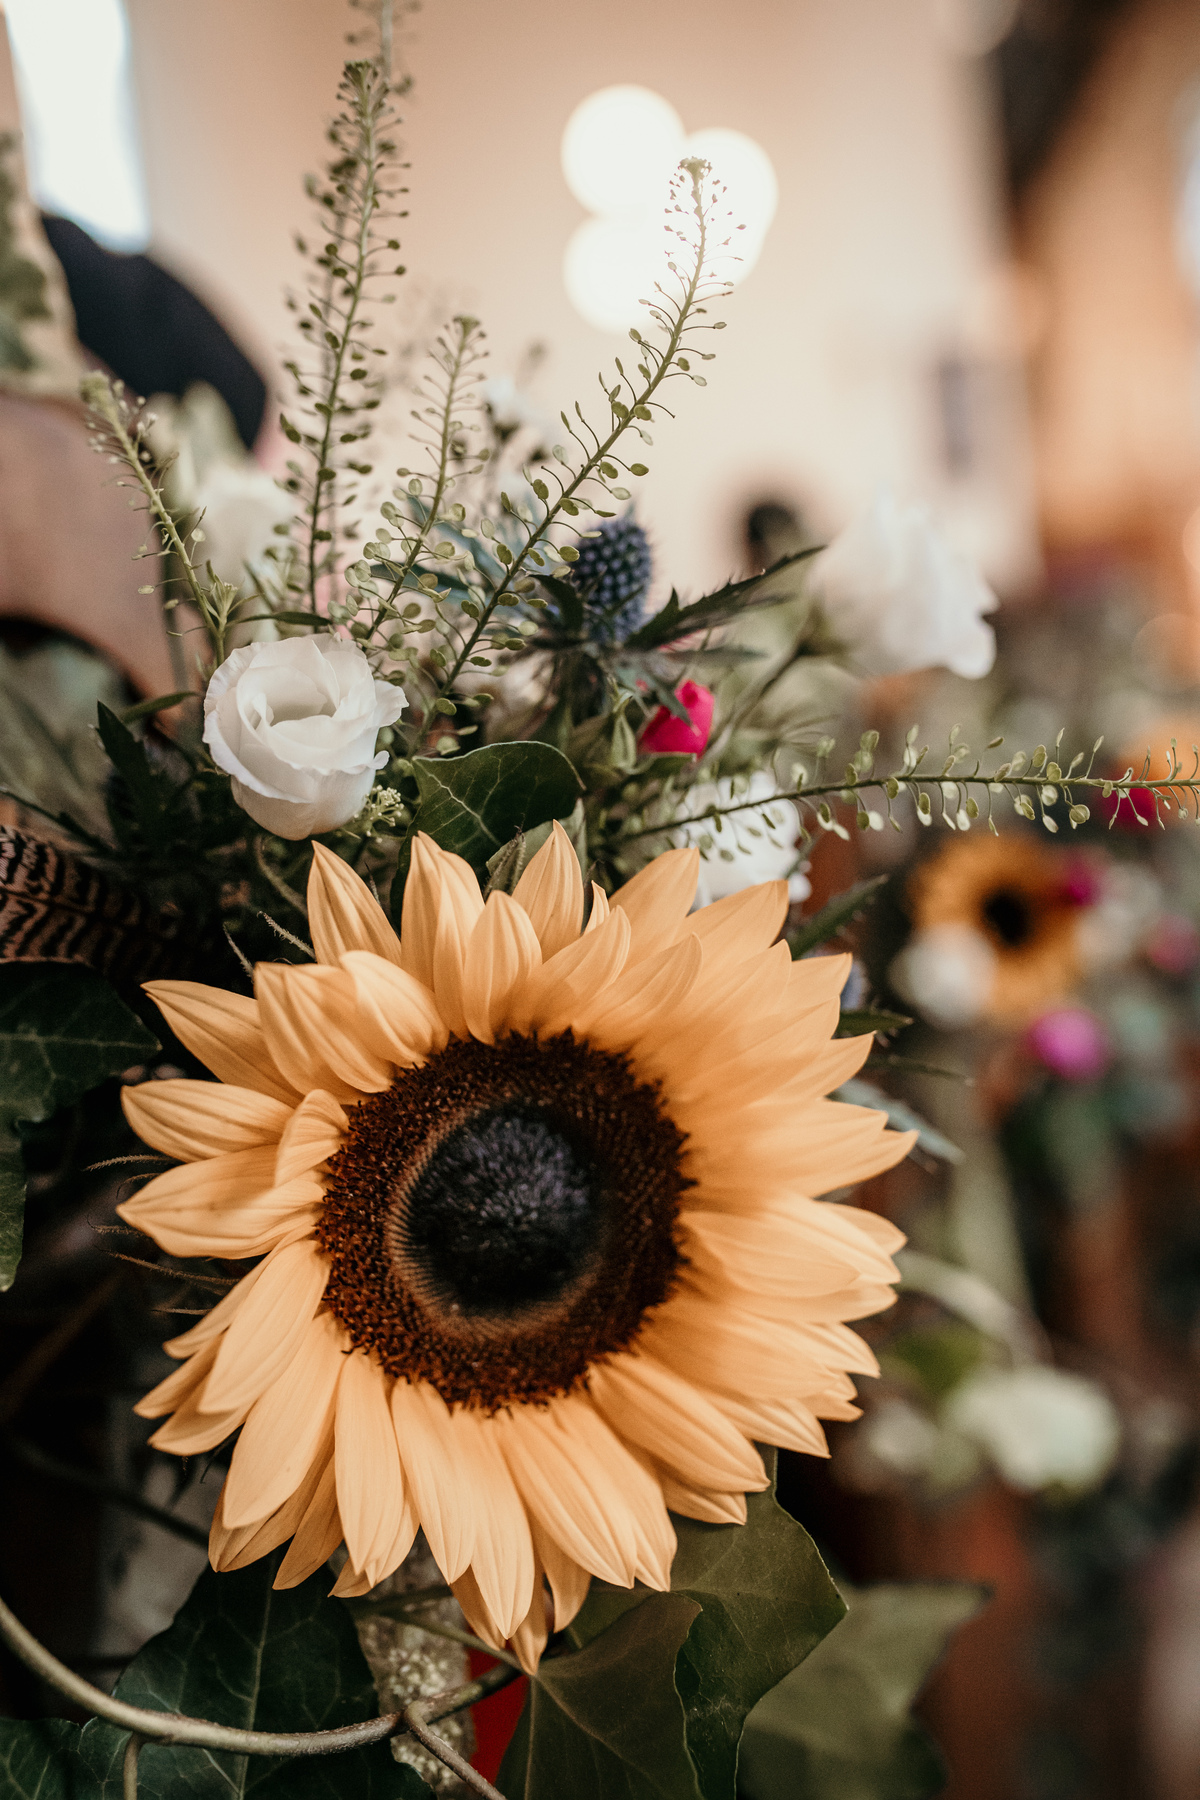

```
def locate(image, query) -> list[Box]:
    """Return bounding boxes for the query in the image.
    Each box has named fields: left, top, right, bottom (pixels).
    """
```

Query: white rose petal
left=946, top=1365, right=1121, bottom=1493
left=203, top=635, right=406, bottom=839
left=679, top=771, right=809, bottom=908
left=889, top=921, right=997, bottom=1030
left=808, top=491, right=998, bottom=680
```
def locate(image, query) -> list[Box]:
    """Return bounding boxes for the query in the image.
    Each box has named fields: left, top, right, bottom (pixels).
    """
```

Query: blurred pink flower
left=640, top=680, right=714, bottom=756
left=1026, top=1007, right=1111, bottom=1082
left=1058, top=857, right=1101, bottom=908
left=1144, top=913, right=1200, bottom=976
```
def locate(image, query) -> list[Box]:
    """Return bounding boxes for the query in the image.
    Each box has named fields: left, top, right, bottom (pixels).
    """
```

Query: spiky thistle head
left=570, top=513, right=653, bottom=645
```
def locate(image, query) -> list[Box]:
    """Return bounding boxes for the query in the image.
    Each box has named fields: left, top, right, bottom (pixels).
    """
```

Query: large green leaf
left=0, top=1553, right=430, bottom=1798
left=0, top=965, right=158, bottom=1288
left=500, top=1484, right=845, bottom=1800
left=393, top=741, right=582, bottom=909
left=737, top=1582, right=987, bottom=1800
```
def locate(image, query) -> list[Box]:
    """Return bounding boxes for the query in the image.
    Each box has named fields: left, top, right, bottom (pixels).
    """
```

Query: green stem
left=305, top=68, right=385, bottom=613
left=431, top=164, right=716, bottom=707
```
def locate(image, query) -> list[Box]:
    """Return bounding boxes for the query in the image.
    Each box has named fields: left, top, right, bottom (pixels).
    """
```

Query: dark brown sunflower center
left=402, top=1104, right=602, bottom=1312
left=317, top=1034, right=689, bottom=1408
left=982, top=885, right=1035, bottom=949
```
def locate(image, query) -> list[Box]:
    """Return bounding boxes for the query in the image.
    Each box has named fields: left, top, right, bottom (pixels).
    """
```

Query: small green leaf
left=392, top=742, right=583, bottom=915
left=835, top=1008, right=912, bottom=1040
left=622, top=552, right=819, bottom=652
left=0, top=1552, right=428, bottom=1798
left=118, top=691, right=196, bottom=726
left=788, top=876, right=889, bottom=959
left=0, top=966, right=157, bottom=1287
left=738, top=1582, right=987, bottom=1800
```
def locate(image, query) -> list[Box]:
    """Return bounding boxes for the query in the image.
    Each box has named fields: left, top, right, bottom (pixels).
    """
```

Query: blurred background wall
left=116, top=0, right=1040, bottom=599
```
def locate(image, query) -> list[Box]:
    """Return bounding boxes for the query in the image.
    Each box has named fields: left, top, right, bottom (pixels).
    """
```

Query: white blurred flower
left=204, top=635, right=405, bottom=840
left=889, top=922, right=996, bottom=1029
left=1076, top=862, right=1163, bottom=972
left=946, top=1365, right=1121, bottom=1493
left=193, top=460, right=293, bottom=593
left=807, top=491, right=998, bottom=679
left=679, top=771, right=810, bottom=908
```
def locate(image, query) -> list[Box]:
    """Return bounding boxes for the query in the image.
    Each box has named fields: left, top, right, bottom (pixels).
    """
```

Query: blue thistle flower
left=570, top=513, right=653, bottom=644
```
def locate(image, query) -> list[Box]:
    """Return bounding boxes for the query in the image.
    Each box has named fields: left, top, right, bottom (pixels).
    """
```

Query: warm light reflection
left=3, top=0, right=148, bottom=249
left=561, top=85, right=777, bottom=334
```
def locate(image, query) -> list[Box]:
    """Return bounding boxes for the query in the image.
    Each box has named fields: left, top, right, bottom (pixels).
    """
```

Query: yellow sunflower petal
left=451, top=1566, right=505, bottom=1653
left=134, top=1338, right=218, bottom=1420
left=274, top=1457, right=343, bottom=1590
left=276, top=1090, right=348, bottom=1185
left=204, top=1236, right=329, bottom=1415
left=528, top=1521, right=592, bottom=1631
left=512, top=821, right=584, bottom=960
left=572, top=933, right=702, bottom=1050
left=161, top=1257, right=272, bottom=1360
left=122, top=1080, right=291, bottom=1163
left=462, top=892, right=543, bottom=1046
left=148, top=1367, right=243, bottom=1455
left=333, top=1353, right=410, bottom=1586
left=514, top=908, right=632, bottom=1037
left=400, top=835, right=484, bottom=1033
left=255, top=963, right=391, bottom=1097
left=586, top=1354, right=767, bottom=1493
left=509, top=1577, right=552, bottom=1674
left=556, top=1397, right=676, bottom=1590
left=582, top=883, right=610, bottom=934
left=221, top=1310, right=346, bottom=1529
left=490, top=1403, right=635, bottom=1587
left=340, top=952, right=448, bottom=1067
left=143, top=981, right=299, bottom=1104
left=452, top=1409, right=537, bottom=1642
left=118, top=1153, right=322, bottom=1260
left=389, top=1380, right=476, bottom=1583
left=681, top=1209, right=877, bottom=1299
left=823, top=1202, right=908, bottom=1255
left=641, top=1292, right=876, bottom=1399
left=655, top=1472, right=748, bottom=1524
left=611, top=846, right=699, bottom=964
left=715, top=1393, right=831, bottom=1457
left=209, top=1441, right=330, bottom=1573
left=688, top=881, right=788, bottom=961
left=308, top=841, right=402, bottom=967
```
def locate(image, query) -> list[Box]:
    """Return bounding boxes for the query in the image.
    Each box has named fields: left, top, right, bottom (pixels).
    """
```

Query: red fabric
left=469, top=1650, right=528, bottom=1782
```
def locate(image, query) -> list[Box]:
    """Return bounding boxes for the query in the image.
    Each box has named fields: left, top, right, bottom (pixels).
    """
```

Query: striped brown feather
left=0, top=826, right=200, bottom=983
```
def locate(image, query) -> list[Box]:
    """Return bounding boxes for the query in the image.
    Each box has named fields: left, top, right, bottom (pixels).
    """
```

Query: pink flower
left=640, top=680, right=714, bottom=756
left=1026, top=1007, right=1111, bottom=1082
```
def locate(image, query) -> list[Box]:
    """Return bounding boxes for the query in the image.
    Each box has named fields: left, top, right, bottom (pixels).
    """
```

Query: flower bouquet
left=0, top=17, right=1193, bottom=1800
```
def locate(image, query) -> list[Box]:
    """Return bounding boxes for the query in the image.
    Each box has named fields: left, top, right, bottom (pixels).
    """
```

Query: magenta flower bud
left=640, top=680, right=714, bottom=756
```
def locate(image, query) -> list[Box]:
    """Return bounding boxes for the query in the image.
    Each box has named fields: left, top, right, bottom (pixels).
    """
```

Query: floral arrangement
left=1, top=15, right=1197, bottom=1800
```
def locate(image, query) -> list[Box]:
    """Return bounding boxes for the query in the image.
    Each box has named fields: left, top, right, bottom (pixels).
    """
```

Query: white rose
left=194, top=461, right=294, bottom=592
left=203, top=635, right=406, bottom=839
left=946, top=1365, right=1120, bottom=1493
left=807, top=491, right=998, bottom=679
left=679, top=771, right=810, bottom=908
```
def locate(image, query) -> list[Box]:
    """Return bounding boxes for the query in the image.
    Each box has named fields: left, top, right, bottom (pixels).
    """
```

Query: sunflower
left=119, top=829, right=910, bottom=1670
left=904, top=835, right=1090, bottom=1023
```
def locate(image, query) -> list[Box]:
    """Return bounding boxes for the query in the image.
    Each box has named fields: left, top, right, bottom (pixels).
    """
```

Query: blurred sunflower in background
left=890, top=835, right=1099, bottom=1029
left=118, top=830, right=911, bottom=1669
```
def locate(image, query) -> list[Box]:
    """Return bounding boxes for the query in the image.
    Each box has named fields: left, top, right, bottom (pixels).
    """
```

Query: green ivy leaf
left=788, top=876, right=888, bottom=960
left=0, top=1553, right=430, bottom=1798
left=0, top=965, right=157, bottom=1288
left=737, top=1581, right=987, bottom=1800
left=392, top=742, right=582, bottom=912
left=835, top=1009, right=912, bottom=1040
left=501, top=1481, right=845, bottom=1800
